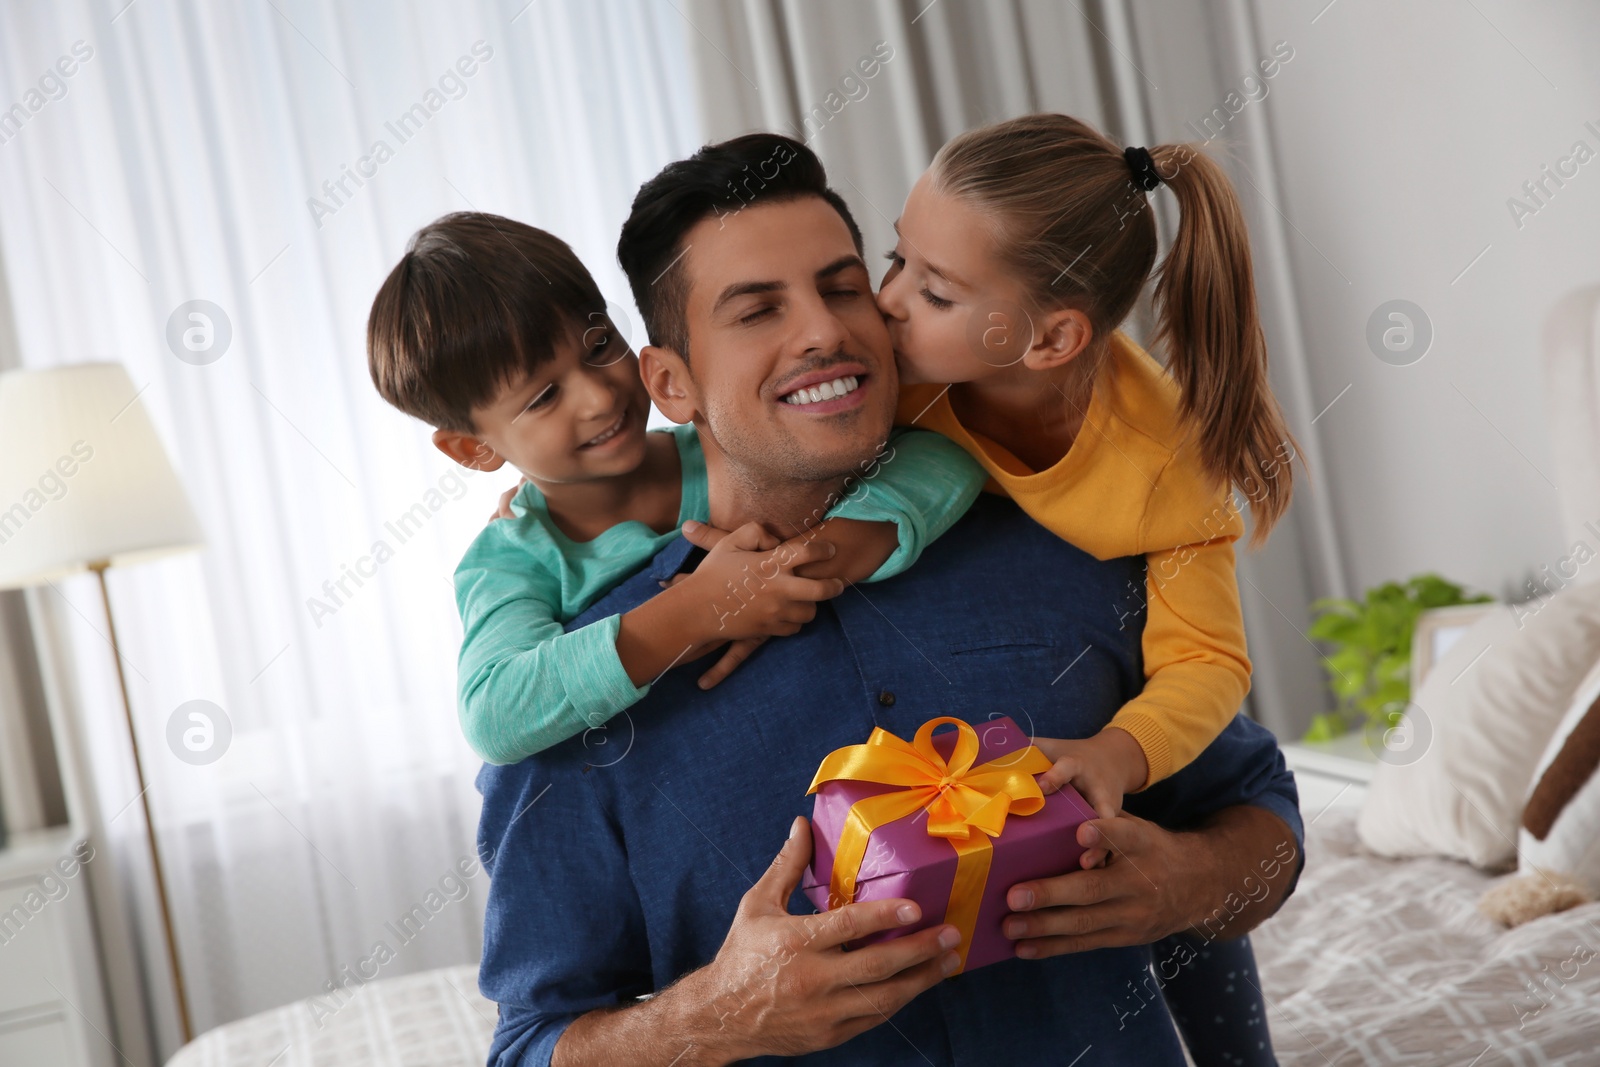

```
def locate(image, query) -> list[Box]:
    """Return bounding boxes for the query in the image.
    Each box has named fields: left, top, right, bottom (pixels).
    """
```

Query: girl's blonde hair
left=931, top=113, right=1297, bottom=544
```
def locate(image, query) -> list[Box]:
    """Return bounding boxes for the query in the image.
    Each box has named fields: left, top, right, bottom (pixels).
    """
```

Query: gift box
left=801, top=715, right=1096, bottom=974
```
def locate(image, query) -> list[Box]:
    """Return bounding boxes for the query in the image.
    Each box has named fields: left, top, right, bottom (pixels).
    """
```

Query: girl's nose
left=876, top=266, right=907, bottom=321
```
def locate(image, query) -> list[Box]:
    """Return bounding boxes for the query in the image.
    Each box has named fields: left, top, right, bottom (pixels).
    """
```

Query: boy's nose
left=576, top=368, right=619, bottom=418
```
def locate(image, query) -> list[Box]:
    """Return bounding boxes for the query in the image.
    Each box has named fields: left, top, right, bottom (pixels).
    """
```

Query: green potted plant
left=1304, top=573, right=1493, bottom=741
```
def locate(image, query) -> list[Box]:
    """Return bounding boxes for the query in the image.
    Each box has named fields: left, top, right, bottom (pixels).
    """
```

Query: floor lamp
left=0, top=363, right=204, bottom=1044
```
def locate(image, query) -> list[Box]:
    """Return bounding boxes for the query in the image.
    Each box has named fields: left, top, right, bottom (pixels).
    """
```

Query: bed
left=1253, top=810, right=1600, bottom=1065
left=164, top=966, right=496, bottom=1067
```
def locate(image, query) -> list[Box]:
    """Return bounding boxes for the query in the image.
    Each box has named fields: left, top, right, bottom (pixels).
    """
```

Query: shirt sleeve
left=455, top=530, right=648, bottom=766
left=1124, top=711, right=1306, bottom=905
left=1108, top=529, right=1253, bottom=787
left=825, top=428, right=988, bottom=582
left=477, top=760, right=654, bottom=1066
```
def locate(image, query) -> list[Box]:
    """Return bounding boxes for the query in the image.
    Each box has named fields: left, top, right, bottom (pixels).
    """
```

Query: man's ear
left=1024, top=307, right=1094, bottom=372
left=639, top=344, right=697, bottom=425
left=432, top=428, right=506, bottom=471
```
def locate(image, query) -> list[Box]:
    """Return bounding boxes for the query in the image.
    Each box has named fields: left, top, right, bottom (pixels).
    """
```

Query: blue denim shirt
left=476, top=493, right=1302, bottom=1066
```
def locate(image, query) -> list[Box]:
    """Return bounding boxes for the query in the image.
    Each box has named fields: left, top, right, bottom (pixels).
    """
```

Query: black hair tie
left=1124, top=146, right=1162, bottom=191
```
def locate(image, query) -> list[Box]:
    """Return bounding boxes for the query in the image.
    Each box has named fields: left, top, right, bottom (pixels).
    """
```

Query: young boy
left=366, top=211, right=986, bottom=765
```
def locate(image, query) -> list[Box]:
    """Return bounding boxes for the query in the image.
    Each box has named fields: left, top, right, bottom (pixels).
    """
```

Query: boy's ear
left=432, top=428, right=506, bottom=471
left=639, top=344, right=697, bottom=425
left=1025, top=307, right=1094, bottom=372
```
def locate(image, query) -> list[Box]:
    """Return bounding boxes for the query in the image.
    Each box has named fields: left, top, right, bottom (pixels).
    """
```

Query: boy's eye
left=920, top=288, right=953, bottom=311
left=524, top=384, right=556, bottom=411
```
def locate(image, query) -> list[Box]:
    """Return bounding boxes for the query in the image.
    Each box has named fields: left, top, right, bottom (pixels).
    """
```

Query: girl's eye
left=584, top=332, right=612, bottom=363
left=921, top=288, right=954, bottom=311
left=883, top=249, right=905, bottom=269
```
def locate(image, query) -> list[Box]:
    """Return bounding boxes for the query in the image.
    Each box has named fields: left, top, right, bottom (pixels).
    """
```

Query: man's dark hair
left=368, top=212, right=606, bottom=433
left=616, top=133, right=864, bottom=359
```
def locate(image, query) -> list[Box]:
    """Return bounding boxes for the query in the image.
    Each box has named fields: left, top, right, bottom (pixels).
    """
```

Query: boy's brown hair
left=368, top=212, right=607, bottom=433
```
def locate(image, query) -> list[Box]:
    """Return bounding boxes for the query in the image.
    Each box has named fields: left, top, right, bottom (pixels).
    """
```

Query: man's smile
left=776, top=365, right=870, bottom=413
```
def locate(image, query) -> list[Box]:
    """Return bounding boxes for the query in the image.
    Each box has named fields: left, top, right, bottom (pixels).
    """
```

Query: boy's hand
left=616, top=522, right=843, bottom=692
left=696, top=635, right=768, bottom=690
left=1030, top=729, right=1149, bottom=824
left=679, top=519, right=845, bottom=644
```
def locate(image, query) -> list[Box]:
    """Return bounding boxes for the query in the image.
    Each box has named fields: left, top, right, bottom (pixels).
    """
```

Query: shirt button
left=877, top=689, right=896, bottom=707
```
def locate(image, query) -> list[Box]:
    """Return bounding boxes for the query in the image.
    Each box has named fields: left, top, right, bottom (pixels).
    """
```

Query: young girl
left=879, top=112, right=1296, bottom=819
left=877, top=113, right=1297, bottom=1067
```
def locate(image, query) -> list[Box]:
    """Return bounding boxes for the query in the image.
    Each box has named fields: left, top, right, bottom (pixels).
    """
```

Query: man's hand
left=554, top=817, right=960, bottom=1067
left=695, top=816, right=960, bottom=1062
left=999, top=805, right=1299, bottom=960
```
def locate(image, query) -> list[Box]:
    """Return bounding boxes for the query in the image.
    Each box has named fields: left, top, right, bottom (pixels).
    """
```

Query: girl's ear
left=1025, top=307, right=1094, bottom=371
left=639, top=344, right=697, bottom=424
left=433, top=429, right=506, bottom=472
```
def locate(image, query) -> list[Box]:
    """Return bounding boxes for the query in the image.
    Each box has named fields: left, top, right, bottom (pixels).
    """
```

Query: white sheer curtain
left=0, top=1, right=700, bottom=1061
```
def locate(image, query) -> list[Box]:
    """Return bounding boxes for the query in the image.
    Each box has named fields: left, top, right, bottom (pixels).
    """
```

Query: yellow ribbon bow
left=806, top=716, right=1053, bottom=972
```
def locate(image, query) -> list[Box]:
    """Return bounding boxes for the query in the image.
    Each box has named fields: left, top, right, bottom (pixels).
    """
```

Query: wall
left=1242, top=0, right=1596, bottom=601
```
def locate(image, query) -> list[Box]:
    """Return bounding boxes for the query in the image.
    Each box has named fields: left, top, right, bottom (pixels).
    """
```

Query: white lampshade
left=0, top=362, right=203, bottom=589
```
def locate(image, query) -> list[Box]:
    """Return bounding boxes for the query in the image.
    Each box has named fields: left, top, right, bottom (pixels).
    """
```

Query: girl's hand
left=489, top=477, right=530, bottom=522
left=1030, top=729, right=1150, bottom=824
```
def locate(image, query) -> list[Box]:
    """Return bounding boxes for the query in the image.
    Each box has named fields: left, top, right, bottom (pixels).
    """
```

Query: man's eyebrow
left=711, top=255, right=870, bottom=314
left=891, top=220, right=964, bottom=288
left=711, top=279, right=784, bottom=315
left=816, top=254, right=868, bottom=281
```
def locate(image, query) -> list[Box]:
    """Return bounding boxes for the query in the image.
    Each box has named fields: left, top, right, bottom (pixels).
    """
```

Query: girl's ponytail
left=1149, top=143, right=1297, bottom=544
left=932, top=114, right=1298, bottom=546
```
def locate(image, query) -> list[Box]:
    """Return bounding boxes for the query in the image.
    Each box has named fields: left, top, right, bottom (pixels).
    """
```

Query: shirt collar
left=648, top=535, right=699, bottom=583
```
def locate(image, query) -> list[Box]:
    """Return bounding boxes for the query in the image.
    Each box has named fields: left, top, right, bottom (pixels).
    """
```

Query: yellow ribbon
left=806, top=716, right=1052, bottom=973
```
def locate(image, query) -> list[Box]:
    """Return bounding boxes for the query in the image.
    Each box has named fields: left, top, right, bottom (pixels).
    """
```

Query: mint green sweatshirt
left=452, top=425, right=986, bottom=764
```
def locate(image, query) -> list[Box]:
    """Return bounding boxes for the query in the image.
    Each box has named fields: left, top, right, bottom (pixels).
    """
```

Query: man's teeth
left=782, top=375, right=860, bottom=406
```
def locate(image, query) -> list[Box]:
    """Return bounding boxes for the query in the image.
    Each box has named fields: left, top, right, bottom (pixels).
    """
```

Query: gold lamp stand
left=90, top=560, right=194, bottom=1044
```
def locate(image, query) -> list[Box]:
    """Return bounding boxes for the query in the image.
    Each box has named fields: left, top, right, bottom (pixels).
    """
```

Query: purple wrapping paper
left=800, top=715, right=1096, bottom=972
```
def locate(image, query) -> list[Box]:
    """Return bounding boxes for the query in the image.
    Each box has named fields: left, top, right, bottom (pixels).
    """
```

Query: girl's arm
left=1110, top=533, right=1252, bottom=787
left=1034, top=531, right=1251, bottom=820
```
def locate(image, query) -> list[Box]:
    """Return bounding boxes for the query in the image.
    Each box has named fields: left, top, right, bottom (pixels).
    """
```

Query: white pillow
left=1357, top=581, right=1600, bottom=868
left=1517, top=656, right=1600, bottom=890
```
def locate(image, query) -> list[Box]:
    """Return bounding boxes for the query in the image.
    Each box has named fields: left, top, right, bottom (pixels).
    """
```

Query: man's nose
left=792, top=291, right=852, bottom=356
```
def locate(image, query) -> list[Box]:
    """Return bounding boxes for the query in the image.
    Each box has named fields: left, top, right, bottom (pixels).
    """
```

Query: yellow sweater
left=896, top=330, right=1251, bottom=788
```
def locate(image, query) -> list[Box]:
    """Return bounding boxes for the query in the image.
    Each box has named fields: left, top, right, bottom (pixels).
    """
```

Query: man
left=476, top=134, right=1303, bottom=1066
